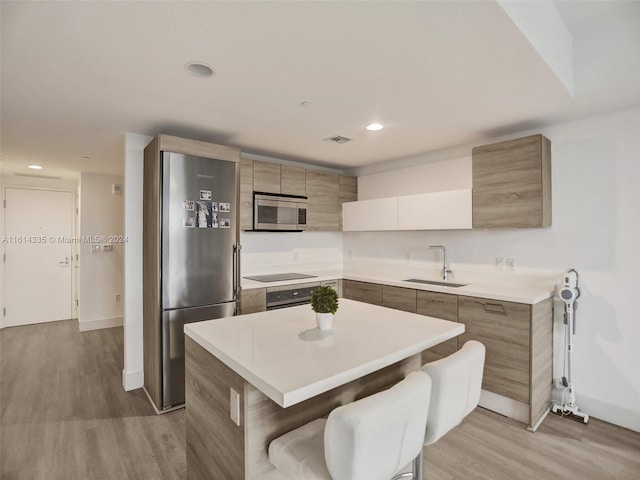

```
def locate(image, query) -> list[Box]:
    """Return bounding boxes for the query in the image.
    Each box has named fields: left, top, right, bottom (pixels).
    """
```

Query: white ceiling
left=1, top=1, right=639, bottom=179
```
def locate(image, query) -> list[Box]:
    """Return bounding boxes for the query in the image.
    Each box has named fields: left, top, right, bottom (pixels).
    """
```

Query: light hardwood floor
left=1, top=320, right=185, bottom=480
left=1, top=320, right=638, bottom=480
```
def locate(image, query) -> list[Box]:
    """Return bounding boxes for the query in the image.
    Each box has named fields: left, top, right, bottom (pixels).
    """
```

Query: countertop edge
left=240, top=269, right=553, bottom=304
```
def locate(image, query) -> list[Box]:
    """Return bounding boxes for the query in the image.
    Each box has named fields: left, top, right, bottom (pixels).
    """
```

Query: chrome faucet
left=429, top=245, right=452, bottom=281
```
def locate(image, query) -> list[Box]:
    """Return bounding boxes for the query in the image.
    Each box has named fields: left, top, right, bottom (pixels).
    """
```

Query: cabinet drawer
left=416, top=291, right=458, bottom=321
left=343, top=280, right=382, bottom=306
left=382, top=286, right=416, bottom=313
left=417, top=291, right=458, bottom=362
left=458, top=296, right=530, bottom=403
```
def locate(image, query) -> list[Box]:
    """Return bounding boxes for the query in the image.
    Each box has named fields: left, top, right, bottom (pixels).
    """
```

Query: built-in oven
left=266, top=283, right=319, bottom=310
left=253, top=192, right=307, bottom=232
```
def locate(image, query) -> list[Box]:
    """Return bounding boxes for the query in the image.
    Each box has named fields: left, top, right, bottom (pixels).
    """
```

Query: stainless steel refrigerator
left=159, top=151, right=240, bottom=409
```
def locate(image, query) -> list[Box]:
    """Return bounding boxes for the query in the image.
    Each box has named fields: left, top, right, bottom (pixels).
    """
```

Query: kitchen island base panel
left=185, top=336, right=421, bottom=480
left=185, top=336, right=246, bottom=480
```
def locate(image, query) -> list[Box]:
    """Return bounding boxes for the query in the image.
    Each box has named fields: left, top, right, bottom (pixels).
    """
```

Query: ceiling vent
left=323, top=135, right=352, bottom=145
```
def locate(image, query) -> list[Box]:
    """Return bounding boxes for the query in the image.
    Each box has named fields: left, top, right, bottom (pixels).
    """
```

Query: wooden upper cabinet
left=472, top=134, right=551, bottom=228
left=281, top=165, right=306, bottom=196
left=306, top=171, right=340, bottom=231
left=240, top=157, right=254, bottom=231
left=339, top=175, right=358, bottom=230
left=239, top=157, right=354, bottom=232
left=253, top=160, right=281, bottom=194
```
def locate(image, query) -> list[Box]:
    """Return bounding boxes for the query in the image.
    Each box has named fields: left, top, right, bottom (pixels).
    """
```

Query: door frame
left=1, top=185, right=79, bottom=329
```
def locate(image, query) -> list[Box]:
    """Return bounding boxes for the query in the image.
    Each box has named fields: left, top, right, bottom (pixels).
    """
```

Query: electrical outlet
left=230, top=388, right=240, bottom=426
left=495, top=257, right=504, bottom=271
left=506, top=258, right=515, bottom=272
left=115, top=293, right=121, bottom=302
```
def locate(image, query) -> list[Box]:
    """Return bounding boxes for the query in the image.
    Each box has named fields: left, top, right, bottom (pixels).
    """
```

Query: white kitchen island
left=184, top=299, right=464, bottom=480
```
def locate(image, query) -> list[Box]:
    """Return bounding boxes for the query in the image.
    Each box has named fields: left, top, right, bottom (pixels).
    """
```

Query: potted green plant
left=310, top=285, right=339, bottom=331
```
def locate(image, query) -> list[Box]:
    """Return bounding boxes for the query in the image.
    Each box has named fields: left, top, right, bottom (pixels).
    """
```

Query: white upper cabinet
left=397, top=189, right=472, bottom=230
left=342, top=189, right=472, bottom=231
left=342, top=197, right=398, bottom=231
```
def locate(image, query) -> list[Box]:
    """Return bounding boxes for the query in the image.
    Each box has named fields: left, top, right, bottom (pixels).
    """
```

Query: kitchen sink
left=403, top=278, right=467, bottom=288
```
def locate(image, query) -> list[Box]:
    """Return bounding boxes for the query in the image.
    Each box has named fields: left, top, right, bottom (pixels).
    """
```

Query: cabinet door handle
left=482, top=302, right=506, bottom=315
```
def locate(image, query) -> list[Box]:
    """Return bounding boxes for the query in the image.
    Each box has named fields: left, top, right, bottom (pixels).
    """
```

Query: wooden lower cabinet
left=343, top=279, right=553, bottom=429
left=382, top=285, right=416, bottom=312
left=240, top=288, right=266, bottom=314
left=416, top=291, right=459, bottom=363
left=458, top=295, right=553, bottom=428
left=343, top=280, right=383, bottom=305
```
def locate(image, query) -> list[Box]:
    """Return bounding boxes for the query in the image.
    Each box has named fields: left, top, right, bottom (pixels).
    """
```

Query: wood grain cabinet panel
left=343, top=280, right=383, bottom=306
left=416, top=291, right=459, bottom=364
left=458, top=296, right=530, bottom=404
left=382, top=285, right=416, bottom=313
left=306, top=171, right=340, bottom=231
left=416, top=290, right=458, bottom=321
left=457, top=295, right=553, bottom=428
left=253, top=160, right=281, bottom=194
left=339, top=175, right=358, bottom=230
left=240, top=158, right=254, bottom=231
left=472, top=134, right=551, bottom=228
left=240, top=288, right=266, bottom=314
left=280, top=165, right=306, bottom=196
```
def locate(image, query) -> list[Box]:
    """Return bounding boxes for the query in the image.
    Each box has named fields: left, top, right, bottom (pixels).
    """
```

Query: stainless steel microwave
left=253, top=192, right=307, bottom=231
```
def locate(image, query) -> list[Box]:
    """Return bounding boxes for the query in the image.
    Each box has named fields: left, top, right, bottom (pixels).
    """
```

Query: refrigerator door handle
left=233, top=243, right=242, bottom=304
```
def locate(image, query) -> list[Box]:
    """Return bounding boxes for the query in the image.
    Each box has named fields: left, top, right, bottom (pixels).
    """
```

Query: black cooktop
left=243, top=273, right=318, bottom=283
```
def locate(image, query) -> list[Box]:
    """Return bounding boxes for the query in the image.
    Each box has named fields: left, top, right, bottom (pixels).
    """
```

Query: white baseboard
left=122, top=368, right=144, bottom=391
left=479, top=389, right=529, bottom=424
left=78, top=316, right=123, bottom=332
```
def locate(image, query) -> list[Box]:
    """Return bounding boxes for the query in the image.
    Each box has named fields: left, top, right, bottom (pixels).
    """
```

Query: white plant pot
left=315, top=312, right=334, bottom=331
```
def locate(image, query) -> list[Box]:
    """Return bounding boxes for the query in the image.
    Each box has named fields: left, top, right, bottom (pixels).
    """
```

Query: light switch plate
left=230, top=388, right=240, bottom=426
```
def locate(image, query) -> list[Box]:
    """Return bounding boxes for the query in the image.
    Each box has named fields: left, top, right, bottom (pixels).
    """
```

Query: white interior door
left=3, top=188, right=75, bottom=327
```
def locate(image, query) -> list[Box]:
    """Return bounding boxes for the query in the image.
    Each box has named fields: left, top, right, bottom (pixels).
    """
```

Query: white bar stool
left=268, top=371, right=432, bottom=480
left=418, top=340, right=486, bottom=479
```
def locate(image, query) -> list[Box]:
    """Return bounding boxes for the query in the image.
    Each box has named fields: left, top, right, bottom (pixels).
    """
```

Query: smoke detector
left=323, top=135, right=352, bottom=145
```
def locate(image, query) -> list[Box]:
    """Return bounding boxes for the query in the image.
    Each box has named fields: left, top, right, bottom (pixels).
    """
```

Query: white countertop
left=241, top=269, right=342, bottom=290
left=184, top=298, right=463, bottom=408
left=240, top=268, right=552, bottom=304
left=342, top=273, right=553, bottom=304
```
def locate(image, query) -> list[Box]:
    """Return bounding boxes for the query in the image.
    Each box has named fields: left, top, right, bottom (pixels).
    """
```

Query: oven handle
left=266, top=300, right=312, bottom=310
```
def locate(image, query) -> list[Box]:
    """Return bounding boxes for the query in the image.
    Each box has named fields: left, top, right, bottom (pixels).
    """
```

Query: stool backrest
left=421, top=340, right=485, bottom=445
left=324, top=371, right=432, bottom=480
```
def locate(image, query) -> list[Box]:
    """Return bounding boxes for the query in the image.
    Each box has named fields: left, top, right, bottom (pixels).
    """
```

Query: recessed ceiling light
left=82, top=155, right=91, bottom=160
left=28, top=165, right=43, bottom=170
left=300, top=101, right=312, bottom=108
left=185, top=61, right=215, bottom=78
left=366, top=123, right=384, bottom=131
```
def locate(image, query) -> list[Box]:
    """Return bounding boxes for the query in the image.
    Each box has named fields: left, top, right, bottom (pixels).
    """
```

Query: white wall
left=345, top=107, right=640, bottom=431
left=241, top=231, right=343, bottom=275
left=78, top=173, right=124, bottom=331
left=122, top=132, right=150, bottom=391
